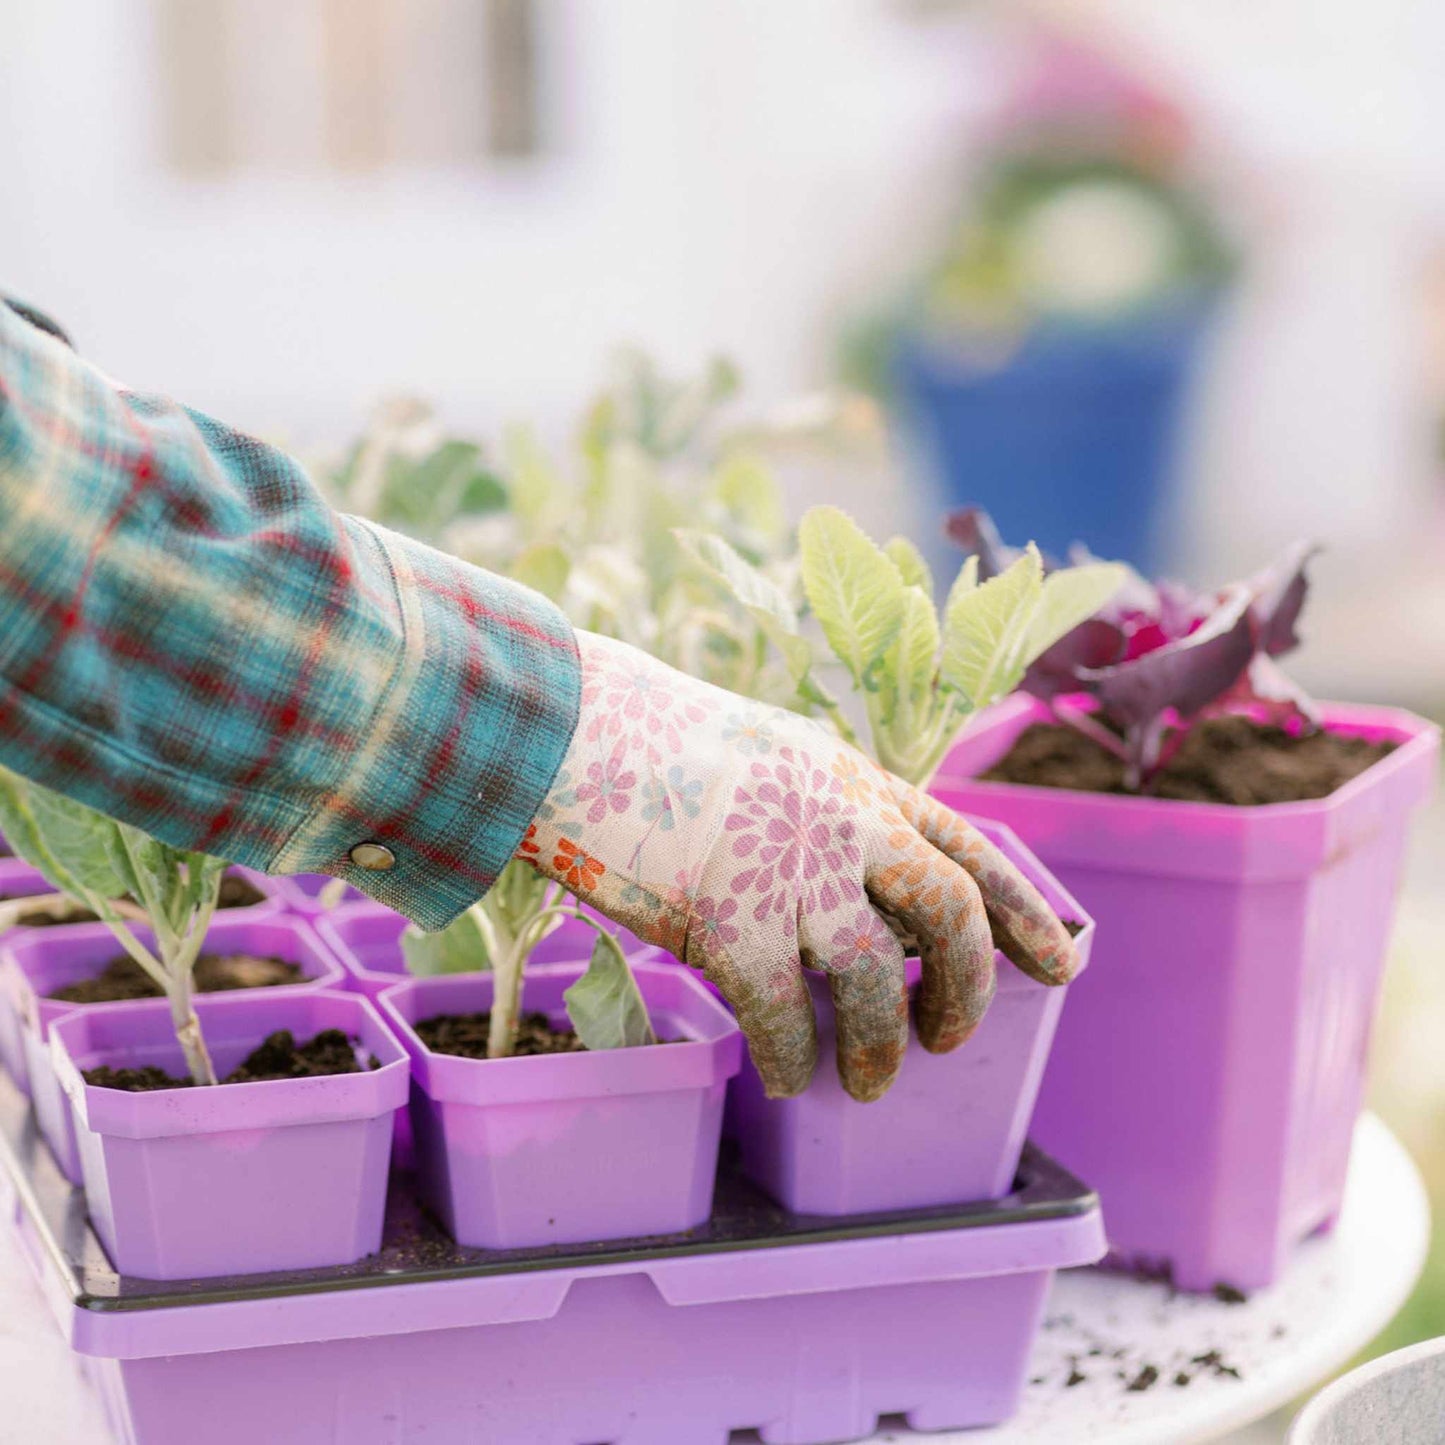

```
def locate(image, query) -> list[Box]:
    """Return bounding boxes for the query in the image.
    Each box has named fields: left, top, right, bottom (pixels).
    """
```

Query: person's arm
left=0, top=297, right=1080, bottom=1101
left=0, top=301, right=579, bottom=928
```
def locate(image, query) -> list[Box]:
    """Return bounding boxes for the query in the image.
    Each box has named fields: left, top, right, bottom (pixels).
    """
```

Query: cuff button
left=349, top=842, right=396, bottom=872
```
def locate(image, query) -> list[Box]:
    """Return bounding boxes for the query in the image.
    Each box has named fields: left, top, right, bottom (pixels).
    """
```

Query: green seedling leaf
left=798, top=506, right=906, bottom=688
left=674, top=529, right=814, bottom=683
left=1029, top=563, right=1128, bottom=659
left=0, top=768, right=79, bottom=893
left=564, top=933, right=657, bottom=1050
left=509, top=541, right=571, bottom=602
left=402, top=907, right=494, bottom=977
left=886, top=584, right=941, bottom=724
left=396, top=440, right=506, bottom=525
left=884, top=536, right=934, bottom=597
left=503, top=424, right=568, bottom=527
left=0, top=771, right=227, bottom=1083
left=712, top=452, right=788, bottom=551
left=940, top=545, right=1044, bottom=711
left=24, top=783, right=132, bottom=899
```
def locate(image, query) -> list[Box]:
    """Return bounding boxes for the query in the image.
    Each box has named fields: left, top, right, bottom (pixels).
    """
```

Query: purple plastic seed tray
left=0, top=1070, right=1104, bottom=1445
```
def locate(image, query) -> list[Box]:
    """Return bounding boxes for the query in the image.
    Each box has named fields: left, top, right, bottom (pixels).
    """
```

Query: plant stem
left=170, top=969, right=218, bottom=1087
left=484, top=900, right=614, bottom=1060
left=1051, top=701, right=1131, bottom=762
left=487, top=938, right=526, bottom=1059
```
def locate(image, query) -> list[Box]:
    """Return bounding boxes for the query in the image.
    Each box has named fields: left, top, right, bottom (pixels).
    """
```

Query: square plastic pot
left=931, top=693, right=1439, bottom=1291
left=318, top=904, right=655, bottom=1172
left=0, top=860, right=54, bottom=1090
left=318, top=901, right=653, bottom=1000
left=727, top=817, right=1093, bottom=1216
left=50, top=989, right=408, bottom=1280
left=0, top=865, right=281, bottom=1099
left=381, top=960, right=743, bottom=1249
left=268, top=873, right=367, bottom=914
left=2, top=914, right=346, bottom=1186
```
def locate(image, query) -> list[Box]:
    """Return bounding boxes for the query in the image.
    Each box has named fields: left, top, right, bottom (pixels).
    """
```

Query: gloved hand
left=523, top=632, right=1077, bottom=1101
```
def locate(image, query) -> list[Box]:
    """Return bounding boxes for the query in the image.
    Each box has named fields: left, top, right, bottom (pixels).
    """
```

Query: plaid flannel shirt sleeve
left=0, top=303, right=580, bottom=929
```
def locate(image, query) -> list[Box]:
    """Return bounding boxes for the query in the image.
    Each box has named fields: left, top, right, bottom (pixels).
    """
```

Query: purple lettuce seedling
left=947, top=509, right=1318, bottom=789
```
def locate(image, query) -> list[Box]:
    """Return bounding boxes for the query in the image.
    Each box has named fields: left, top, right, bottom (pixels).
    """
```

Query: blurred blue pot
left=892, top=295, right=1220, bottom=570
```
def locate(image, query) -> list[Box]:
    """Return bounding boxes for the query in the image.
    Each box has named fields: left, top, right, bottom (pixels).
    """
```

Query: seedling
left=947, top=508, right=1318, bottom=788
left=328, top=355, right=854, bottom=705
left=677, top=506, right=1125, bottom=784
left=401, top=858, right=654, bottom=1057
left=0, top=771, right=227, bottom=1084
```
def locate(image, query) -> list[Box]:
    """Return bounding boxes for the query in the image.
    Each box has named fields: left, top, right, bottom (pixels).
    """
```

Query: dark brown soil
left=216, top=875, right=267, bottom=909
left=9, top=872, right=266, bottom=929
left=47, top=953, right=304, bottom=1005
left=416, top=1010, right=585, bottom=1060
left=83, top=1028, right=368, bottom=1091
left=981, top=716, right=1394, bottom=806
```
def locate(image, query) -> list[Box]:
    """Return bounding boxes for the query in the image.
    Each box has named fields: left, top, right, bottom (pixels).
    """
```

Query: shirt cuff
left=269, top=518, right=581, bottom=929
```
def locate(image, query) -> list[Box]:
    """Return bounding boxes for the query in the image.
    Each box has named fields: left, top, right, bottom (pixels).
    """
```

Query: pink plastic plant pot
left=318, top=901, right=653, bottom=1001
left=2, top=914, right=346, bottom=1187
left=0, top=861, right=53, bottom=1091
left=931, top=693, right=1440, bottom=1291
left=381, top=960, right=744, bottom=1249
left=50, top=989, right=408, bottom=1280
left=0, top=864, right=282, bottom=1100
left=268, top=873, right=367, bottom=914
left=727, top=818, right=1093, bottom=1216
left=318, top=904, right=655, bottom=1173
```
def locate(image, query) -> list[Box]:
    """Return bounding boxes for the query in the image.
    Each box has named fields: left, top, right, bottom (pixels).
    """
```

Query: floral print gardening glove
left=523, top=632, right=1078, bottom=1102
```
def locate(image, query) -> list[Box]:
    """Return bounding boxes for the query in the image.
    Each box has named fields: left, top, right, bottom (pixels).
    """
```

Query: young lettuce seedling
left=0, top=770, right=227, bottom=1084
left=401, top=858, right=654, bottom=1057
left=947, top=508, right=1319, bottom=789
left=677, top=506, right=1125, bottom=785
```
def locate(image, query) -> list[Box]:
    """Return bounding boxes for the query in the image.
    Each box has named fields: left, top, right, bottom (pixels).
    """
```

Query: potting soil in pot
left=82, top=1029, right=371, bottom=1091
left=46, top=952, right=303, bottom=1004
left=416, top=1010, right=586, bottom=1058
left=11, top=873, right=267, bottom=929
left=982, top=716, right=1393, bottom=805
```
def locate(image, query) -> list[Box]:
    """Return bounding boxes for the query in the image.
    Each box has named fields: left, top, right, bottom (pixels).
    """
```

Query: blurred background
left=3, top=2, right=1445, bottom=1437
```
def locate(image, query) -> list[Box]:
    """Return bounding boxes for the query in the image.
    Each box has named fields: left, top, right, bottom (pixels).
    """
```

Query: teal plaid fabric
left=0, top=301, right=580, bottom=929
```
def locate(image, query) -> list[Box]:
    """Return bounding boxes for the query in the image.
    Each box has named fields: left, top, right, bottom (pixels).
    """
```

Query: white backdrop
left=1, top=0, right=1442, bottom=577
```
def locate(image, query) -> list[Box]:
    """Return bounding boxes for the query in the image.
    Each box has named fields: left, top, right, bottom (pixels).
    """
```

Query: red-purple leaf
left=1212, top=655, right=1320, bottom=730
left=1076, top=586, right=1256, bottom=731
left=946, top=509, right=1322, bottom=784
left=1022, top=618, right=1128, bottom=699
left=944, top=507, right=1017, bottom=581
left=1248, top=542, right=1318, bottom=658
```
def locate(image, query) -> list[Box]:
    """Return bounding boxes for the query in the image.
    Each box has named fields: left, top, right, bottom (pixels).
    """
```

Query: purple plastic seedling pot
left=0, top=865, right=281, bottom=1098
left=381, top=959, right=743, bottom=1250
left=931, top=693, right=1440, bottom=1291
left=49, top=989, right=408, bottom=1280
left=318, top=904, right=656, bottom=1174
left=269, top=872, right=367, bottom=914
left=1, top=913, right=346, bottom=1187
left=0, top=860, right=54, bottom=1091
left=318, top=901, right=652, bottom=1000
left=728, top=817, right=1093, bottom=1216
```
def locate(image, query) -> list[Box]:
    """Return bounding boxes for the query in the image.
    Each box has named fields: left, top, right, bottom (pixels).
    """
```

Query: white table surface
left=0, top=1114, right=1428, bottom=1445
left=868, top=1112, right=1431, bottom=1445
